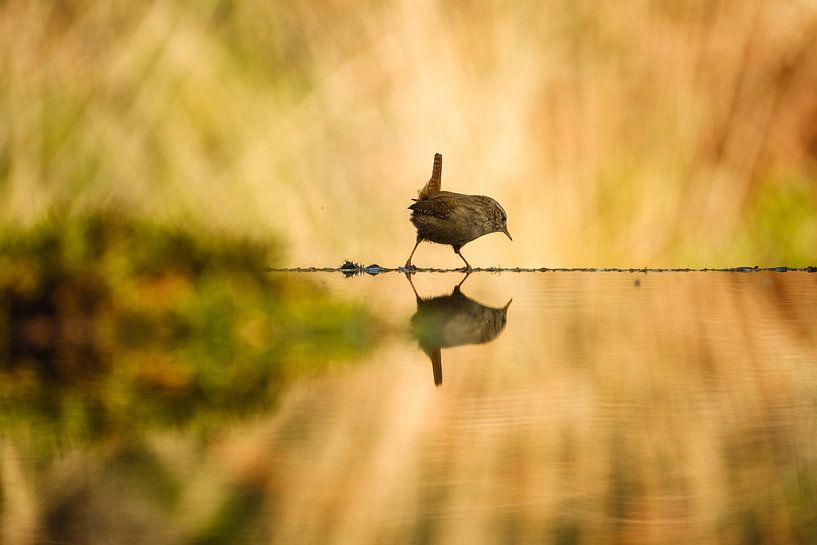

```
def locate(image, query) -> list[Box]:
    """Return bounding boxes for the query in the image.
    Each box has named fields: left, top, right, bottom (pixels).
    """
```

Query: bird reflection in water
left=407, top=273, right=512, bottom=386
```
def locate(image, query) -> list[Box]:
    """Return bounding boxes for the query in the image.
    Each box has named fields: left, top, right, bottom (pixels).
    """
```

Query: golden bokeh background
left=3, top=1, right=816, bottom=267
left=4, top=5, right=817, bottom=544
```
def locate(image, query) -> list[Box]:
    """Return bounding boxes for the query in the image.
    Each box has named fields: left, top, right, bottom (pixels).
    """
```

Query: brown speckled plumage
left=405, top=153, right=511, bottom=269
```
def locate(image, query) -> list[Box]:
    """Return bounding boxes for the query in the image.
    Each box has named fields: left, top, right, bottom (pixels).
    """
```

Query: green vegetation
left=0, top=214, right=378, bottom=446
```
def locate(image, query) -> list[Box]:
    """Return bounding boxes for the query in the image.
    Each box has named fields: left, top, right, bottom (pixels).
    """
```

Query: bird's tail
left=417, top=153, right=442, bottom=200
left=430, top=347, right=442, bottom=386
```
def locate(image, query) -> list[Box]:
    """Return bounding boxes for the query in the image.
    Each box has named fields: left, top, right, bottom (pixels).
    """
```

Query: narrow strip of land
left=267, top=265, right=817, bottom=275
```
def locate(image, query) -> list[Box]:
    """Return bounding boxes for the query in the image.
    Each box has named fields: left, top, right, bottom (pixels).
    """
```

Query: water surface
left=3, top=272, right=817, bottom=545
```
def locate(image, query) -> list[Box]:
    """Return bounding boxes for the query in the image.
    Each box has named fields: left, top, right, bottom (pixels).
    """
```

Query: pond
left=3, top=270, right=817, bottom=545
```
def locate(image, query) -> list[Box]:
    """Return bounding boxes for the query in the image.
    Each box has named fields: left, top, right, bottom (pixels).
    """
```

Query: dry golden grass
left=2, top=1, right=817, bottom=266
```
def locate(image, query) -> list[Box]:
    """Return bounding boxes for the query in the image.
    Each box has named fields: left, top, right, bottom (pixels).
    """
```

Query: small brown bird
left=405, top=153, right=512, bottom=269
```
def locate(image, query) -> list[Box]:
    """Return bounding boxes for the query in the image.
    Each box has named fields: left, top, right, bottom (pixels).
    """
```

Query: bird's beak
left=502, top=226, right=513, bottom=241
left=503, top=298, right=513, bottom=311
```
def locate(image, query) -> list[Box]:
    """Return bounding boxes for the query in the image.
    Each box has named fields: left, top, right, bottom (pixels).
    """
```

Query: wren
left=405, top=153, right=511, bottom=269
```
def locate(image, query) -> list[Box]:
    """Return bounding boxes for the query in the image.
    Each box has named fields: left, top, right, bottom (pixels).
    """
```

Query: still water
left=3, top=272, right=817, bottom=545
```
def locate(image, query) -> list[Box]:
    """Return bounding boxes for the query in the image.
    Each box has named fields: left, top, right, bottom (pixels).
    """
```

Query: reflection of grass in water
left=257, top=274, right=817, bottom=545
left=0, top=213, right=378, bottom=445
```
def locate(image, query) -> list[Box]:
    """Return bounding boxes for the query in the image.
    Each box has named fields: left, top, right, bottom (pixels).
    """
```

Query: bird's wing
left=408, top=197, right=452, bottom=220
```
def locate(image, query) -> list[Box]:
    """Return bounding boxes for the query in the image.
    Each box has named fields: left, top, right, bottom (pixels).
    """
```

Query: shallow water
left=3, top=272, right=817, bottom=545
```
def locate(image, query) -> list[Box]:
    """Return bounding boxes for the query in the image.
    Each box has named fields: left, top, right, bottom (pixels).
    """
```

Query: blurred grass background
left=4, top=3, right=817, bottom=544
left=2, top=0, right=816, bottom=267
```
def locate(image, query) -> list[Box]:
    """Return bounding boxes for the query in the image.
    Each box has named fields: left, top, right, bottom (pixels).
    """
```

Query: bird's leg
left=455, top=270, right=472, bottom=291
left=453, top=246, right=472, bottom=271
left=404, top=237, right=422, bottom=269
left=404, top=271, right=421, bottom=299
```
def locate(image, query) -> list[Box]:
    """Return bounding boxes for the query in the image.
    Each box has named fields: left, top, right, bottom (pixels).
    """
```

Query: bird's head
left=485, top=198, right=512, bottom=241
